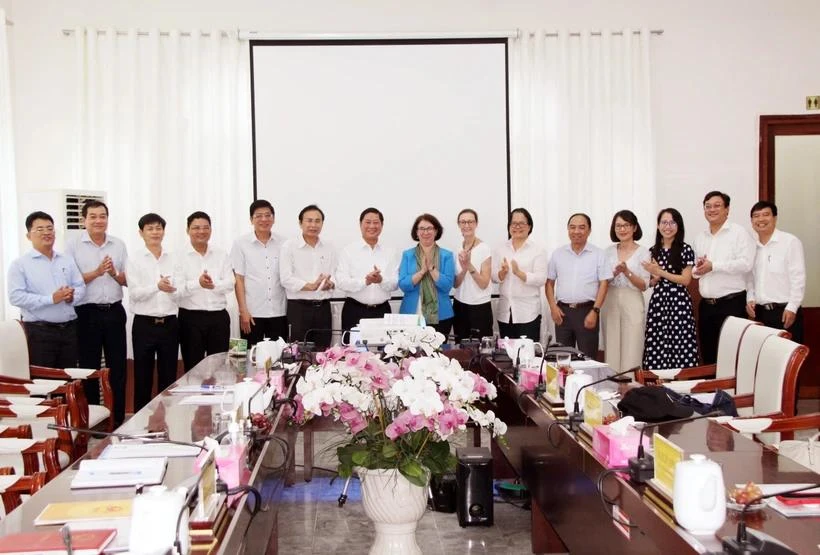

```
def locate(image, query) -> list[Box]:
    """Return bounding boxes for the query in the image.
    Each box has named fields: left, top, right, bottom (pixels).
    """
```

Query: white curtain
left=73, top=27, right=252, bottom=257
left=0, top=10, right=20, bottom=320
left=509, top=28, right=655, bottom=343
left=509, top=28, right=656, bottom=253
left=73, top=28, right=253, bottom=340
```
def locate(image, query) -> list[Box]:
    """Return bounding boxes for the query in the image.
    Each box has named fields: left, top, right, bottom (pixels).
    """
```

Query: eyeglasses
left=659, top=220, right=678, bottom=227
left=31, top=226, right=55, bottom=234
left=417, top=226, right=436, bottom=233
left=509, top=221, right=529, bottom=228
left=704, top=203, right=725, bottom=210
left=614, top=223, right=634, bottom=230
left=458, top=220, right=476, bottom=226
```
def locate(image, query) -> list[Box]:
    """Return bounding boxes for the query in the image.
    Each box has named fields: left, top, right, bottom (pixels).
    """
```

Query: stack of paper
left=70, top=457, right=167, bottom=489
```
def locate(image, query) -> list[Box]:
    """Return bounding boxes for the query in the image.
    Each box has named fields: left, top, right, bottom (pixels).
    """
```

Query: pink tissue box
left=593, top=424, right=651, bottom=467
left=518, top=368, right=541, bottom=392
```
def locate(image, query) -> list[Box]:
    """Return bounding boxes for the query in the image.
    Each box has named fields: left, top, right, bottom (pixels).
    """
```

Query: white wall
left=5, top=0, right=820, bottom=243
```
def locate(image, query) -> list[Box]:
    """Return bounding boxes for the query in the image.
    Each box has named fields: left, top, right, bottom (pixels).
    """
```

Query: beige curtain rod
left=532, top=29, right=663, bottom=37
left=62, top=28, right=231, bottom=37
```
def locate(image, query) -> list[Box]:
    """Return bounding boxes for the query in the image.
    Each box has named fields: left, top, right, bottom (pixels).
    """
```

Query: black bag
left=617, top=386, right=694, bottom=423
left=665, top=388, right=738, bottom=417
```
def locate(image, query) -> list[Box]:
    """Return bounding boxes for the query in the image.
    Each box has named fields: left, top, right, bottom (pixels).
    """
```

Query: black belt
left=135, top=314, right=177, bottom=325
left=557, top=301, right=594, bottom=309
left=78, top=301, right=122, bottom=310
left=24, top=320, right=76, bottom=329
left=178, top=307, right=227, bottom=314
left=290, top=299, right=330, bottom=307
left=345, top=298, right=389, bottom=309
left=758, top=302, right=787, bottom=311
left=702, top=291, right=745, bottom=305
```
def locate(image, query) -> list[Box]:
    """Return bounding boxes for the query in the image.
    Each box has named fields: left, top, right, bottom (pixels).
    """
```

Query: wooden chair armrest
left=690, top=377, right=736, bottom=393
left=758, top=412, right=820, bottom=432
left=30, top=365, right=107, bottom=381
left=0, top=425, right=32, bottom=438
left=675, top=364, right=717, bottom=380
left=0, top=375, right=32, bottom=385
left=0, top=472, right=47, bottom=513
left=732, top=393, right=754, bottom=408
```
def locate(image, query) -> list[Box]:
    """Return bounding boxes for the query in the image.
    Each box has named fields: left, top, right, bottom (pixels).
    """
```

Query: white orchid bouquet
left=295, top=327, right=507, bottom=486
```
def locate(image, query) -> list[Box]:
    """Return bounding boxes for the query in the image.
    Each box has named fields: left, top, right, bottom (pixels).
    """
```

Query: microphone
left=722, top=483, right=820, bottom=555
left=302, top=328, right=343, bottom=350
left=627, top=411, right=723, bottom=483
left=46, top=423, right=208, bottom=455
left=534, top=334, right=553, bottom=396
left=568, top=367, right=637, bottom=431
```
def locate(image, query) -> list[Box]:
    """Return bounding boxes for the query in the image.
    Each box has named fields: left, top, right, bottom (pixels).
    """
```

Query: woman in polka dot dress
left=640, top=208, right=699, bottom=370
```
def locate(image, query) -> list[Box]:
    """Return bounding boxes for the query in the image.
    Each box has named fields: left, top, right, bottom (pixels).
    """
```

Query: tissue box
left=593, top=424, right=651, bottom=467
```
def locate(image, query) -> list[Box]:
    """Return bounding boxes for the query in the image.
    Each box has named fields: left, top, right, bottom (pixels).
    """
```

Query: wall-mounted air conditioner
left=18, top=189, right=107, bottom=251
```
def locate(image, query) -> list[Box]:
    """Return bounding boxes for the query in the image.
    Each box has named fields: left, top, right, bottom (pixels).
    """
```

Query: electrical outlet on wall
left=807, top=96, right=820, bottom=110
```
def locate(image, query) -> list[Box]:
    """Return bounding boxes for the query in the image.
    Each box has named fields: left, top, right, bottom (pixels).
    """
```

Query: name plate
left=583, top=389, right=603, bottom=428
left=653, top=433, right=684, bottom=494
left=545, top=363, right=559, bottom=399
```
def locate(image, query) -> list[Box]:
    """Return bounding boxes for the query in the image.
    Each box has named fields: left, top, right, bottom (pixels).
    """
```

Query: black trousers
left=341, top=298, right=391, bottom=333
left=132, top=314, right=179, bottom=412
left=75, top=302, right=128, bottom=425
left=452, top=299, right=493, bottom=345
left=698, top=292, right=747, bottom=365
left=498, top=315, right=541, bottom=346
left=287, top=300, right=332, bottom=348
left=179, top=308, right=230, bottom=372
left=555, top=302, right=598, bottom=359
left=23, top=320, right=78, bottom=369
left=431, top=318, right=454, bottom=340
left=241, top=315, right=288, bottom=347
left=755, top=304, right=804, bottom=344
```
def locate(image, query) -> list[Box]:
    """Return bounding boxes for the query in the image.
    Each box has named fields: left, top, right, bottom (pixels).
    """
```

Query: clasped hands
left=96, top=255, right=118, bottom=278
left=693, top=255, right=712, bottom=276
left=52, top=286, right=75, bottom=304
left=365, top=265, right=383, bottom=285
left=498, top=258, right=522, bottom=281
left=640, top=258, right=663, bottom=287
left=303, top=273, right=334, bottom=291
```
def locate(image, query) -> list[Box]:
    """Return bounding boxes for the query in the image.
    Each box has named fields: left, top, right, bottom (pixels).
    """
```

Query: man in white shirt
left=230, top=200, right=288, bottom=346
left=745, top=200, right=805, bottom=343
left=280, top=204, right=337, bottom=348
left=66, top=200, right=128, bottom=426
left=179, top=211, right=235, bottom=371
left=692, top=191, right=755, bottom=364
left=546, top=213, right=611, bottom=359
left=337, top=207, right=398, bottom=332
left=126, top=213, right=182, bottom=411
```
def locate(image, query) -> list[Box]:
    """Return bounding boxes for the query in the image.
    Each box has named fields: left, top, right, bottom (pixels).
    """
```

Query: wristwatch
left=592, top=307, right=600, bottom=314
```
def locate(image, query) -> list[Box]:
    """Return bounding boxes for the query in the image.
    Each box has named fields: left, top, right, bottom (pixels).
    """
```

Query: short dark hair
left=25, top=211, right=54, bottom=231
left=249, top=199, right=275, bottom=219
left=508, top=208, right=533, bottom=236
left=81, top=199, right=109, bottom=218
left=609, top=210, right=643, bottom=242
left=138, top=213, right=166, bottom=230
left=457, top=208, right=478, bottom=224
left=411, top=213, right=443, bottom=241
left=299, top=204, right=325, bottom=222
left=750, top=200, right=777, bottom=218
left=187, top=211, right=211, bottom=228
left=359, top=207, right=384, bottom=223
left=703, top=191, right=730, bottom=207
left=567, top=212, right=592, bottom=228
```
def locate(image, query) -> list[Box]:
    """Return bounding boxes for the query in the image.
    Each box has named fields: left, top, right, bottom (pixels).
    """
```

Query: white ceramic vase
left=357, top=467, right=428, bottom=555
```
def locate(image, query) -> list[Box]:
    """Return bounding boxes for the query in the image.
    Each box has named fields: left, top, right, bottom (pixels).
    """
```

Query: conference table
left=485, top=358, right=820, bottom=555
left=0, top=353, right=293, bottom=554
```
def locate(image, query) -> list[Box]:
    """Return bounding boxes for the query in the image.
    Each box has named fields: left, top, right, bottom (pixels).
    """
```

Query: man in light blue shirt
left=546, top=213, right=611, bottom=359
left=8, top=211, right=86, bottom=368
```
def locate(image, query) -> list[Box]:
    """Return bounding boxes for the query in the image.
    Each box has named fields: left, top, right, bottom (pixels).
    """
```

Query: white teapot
left=249, top=337, right=286, bottom=369
left=504, top=336, right=535, bottom=363
left=673, top=454, right=726, bottom=534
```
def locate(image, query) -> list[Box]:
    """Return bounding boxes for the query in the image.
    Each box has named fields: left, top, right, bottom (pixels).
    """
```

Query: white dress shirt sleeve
left=712, top=227, right=755, bottom=275
left=126, top=256, right=158, bottom=302
left=279, top=240, right=308, bottom=293
left=523, top=247, right=548, bottom=286
left=337, top=246, right=366, bottom=293
left=786, top=236, right=806, bottom=313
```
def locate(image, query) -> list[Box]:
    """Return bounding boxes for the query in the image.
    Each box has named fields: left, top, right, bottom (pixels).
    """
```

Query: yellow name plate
left=653, top=433, right=684, bottom=493
left=583, top=389, right=603, bottom=428
left=545, top=363, right=559, bottom=399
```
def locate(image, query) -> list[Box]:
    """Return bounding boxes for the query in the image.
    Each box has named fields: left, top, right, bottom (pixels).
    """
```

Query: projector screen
left=249, top=38, right=510, bottom=263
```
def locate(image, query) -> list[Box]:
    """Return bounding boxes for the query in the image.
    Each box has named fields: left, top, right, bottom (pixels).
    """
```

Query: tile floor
left=276, top=429, right=534, bottom=554
left=276, top=472, right=534, bottom=555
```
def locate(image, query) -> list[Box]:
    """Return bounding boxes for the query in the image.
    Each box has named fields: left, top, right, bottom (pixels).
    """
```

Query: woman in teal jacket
left=399, top=213, right=455, bottom=337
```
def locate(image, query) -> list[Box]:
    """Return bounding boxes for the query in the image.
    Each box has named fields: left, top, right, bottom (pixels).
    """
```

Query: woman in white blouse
left=453, top=209, right=493, bottom=344
left=492, top=208, right=548, bottom=340
left=601, top=210, right=650, bottom=375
